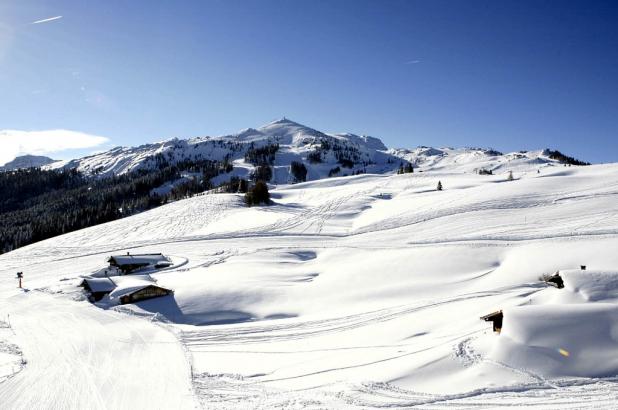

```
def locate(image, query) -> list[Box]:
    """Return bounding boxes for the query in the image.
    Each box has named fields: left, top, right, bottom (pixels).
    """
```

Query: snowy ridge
left=46, top=118, right=403, bottom=182
left=43, top=119, right=574, bottom=183
left=0, top=155, right=58, bottom=171
left=388, top=146, right=557, bottom=174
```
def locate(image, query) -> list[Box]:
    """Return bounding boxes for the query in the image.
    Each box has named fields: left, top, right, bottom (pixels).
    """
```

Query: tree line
left=0, top=158, right=231, bottom=254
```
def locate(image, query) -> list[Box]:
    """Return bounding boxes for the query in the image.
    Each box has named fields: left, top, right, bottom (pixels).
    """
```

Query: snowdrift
left=563, top=269, right=618, bottom=302
left=494, top=303, right=618, bottom=377
left=491, top=270, right=618, bottom=378
left=2, top=159, right=618, bottom=408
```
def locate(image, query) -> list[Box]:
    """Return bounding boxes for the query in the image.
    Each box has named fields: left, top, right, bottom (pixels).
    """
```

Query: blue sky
left=1, top=0, right=617, bottom=164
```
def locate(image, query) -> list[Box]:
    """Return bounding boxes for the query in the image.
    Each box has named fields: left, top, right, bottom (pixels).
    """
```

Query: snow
left=487, top=269, right=618, bottom=379
left=562, top=270, right=618, bottom=302
left=0, top=154, right=58, bottom=171
left=81, top=277, right=116, bottom=292
left=106, top=275, right=162, bottom=303
left=109, top=253, right=171, bottom=267
left=389, top=146, right=557, bottom=175
left=42, top=119, right=571, bottom=185
left=0, top=317, right=23, bottom=384
left=0, top=293, right=197, bottom=409
left=2, top=154, right=618, bottom=408
left=494, top=304, right=618, bottom=378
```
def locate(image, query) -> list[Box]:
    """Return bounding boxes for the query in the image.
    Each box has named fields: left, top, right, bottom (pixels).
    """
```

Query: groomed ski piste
left=2, top=160, right=618, bottom=409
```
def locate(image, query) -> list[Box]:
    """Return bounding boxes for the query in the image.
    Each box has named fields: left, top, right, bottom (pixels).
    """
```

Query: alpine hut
left=119, top=285, right=173, bottom=305
left=79, top=277, right=116, bottom=301
left=544, top=272, right=564, bottom=289
left=480, top=310, right=503, bottom=333
left=107, top=253, right=172, bottom=274
left=105, top=275, right=172, bottom=305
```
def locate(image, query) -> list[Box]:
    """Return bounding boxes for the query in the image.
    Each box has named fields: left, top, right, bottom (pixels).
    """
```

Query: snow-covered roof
left=108, top=276, right=159, bottom=299
left=109, top=253, right=170, bottom=266
left=81, top=277, right=116, bottom=293
left=561, top=270, right=618, bottom=302
left=497, top=303, right=618, bottom=378
left=87, top=266, right=122, bottom=278
left=112, top=274, right=155, bottom=286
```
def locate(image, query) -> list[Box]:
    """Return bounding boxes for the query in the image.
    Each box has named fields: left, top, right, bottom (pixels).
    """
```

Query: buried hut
left=79, top=277, right=116, bottom=302
left=544, top=272, right=564, bottom=289
left=108, top=276, right=173, bottom=305
left=107, top=253, right=172, bottom=274
left=80, top=274, right=172, bottom=305
left=480, top=310, right=503, bottom=333
left=118, top=284, right=173, bottom=305
left=542, top=266, right=587, bottom=289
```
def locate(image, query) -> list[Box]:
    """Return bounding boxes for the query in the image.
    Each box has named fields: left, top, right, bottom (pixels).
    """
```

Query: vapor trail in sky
left=31, top=16, right=63, bottom=25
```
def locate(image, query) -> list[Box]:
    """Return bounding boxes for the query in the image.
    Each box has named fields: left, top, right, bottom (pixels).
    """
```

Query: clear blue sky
left=1, top=0, right=617, bottom=163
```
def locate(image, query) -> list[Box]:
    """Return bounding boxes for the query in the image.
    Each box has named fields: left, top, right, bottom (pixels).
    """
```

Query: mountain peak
left=256, top=118, right=323, bottom=142
left=268, top=117, right=297, bottom=126
left=259, top=117, right=315, bottom=131
left=35, top=118, right=590, bottom=180
left=0, top=154, right=57, bottom=171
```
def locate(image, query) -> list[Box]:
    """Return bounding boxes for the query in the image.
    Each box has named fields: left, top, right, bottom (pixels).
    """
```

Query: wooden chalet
left=79, top=277, right=116, bottom=302
left=80, top=269, right=173, bottom=305
left=118, top=285, right=173, bottom=305
left=107, top=253, right=172, bottom=274
left=480, top=310, right=503, bottom=333
left=545, top=272, right=564, bottom=289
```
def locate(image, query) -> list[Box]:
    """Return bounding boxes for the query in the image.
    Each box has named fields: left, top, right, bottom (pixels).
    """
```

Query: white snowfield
left=2, top=160, right=618, bottom=408
left=42, top=118, right=570, bottom=187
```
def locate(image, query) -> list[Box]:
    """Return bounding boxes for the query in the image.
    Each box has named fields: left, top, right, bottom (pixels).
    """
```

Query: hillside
left=1, top=161, right=617, bottom=408
left=1, top=118, right=589, bottom=255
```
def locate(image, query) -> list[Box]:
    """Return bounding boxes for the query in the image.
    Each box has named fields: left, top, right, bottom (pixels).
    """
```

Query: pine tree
left=290, top=161, right=307, bottom=182
left=437, top=180, right=443, bottom=191
left=237, top=178, right=248, bottom=193
left=245, top=181, right=270, bottom=206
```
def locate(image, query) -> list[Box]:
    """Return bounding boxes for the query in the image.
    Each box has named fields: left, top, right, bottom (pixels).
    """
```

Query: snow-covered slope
left=388, top=146, right=560, bottom=174
left=0, top=155, right=57, bottom=171
left=46, top=119, right=403, bottom=183
left=2, top=162, right=618, bottom=408
left=45, top=119, right=575, bottom=184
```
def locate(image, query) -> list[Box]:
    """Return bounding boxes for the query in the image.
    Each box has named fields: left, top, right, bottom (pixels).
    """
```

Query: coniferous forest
left=0, top=156, right=231, bottom=254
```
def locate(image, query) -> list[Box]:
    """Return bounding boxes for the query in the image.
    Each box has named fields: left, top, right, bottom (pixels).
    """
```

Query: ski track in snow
left=344, top=377, right=618, bottom=409
left=0, top=292, right=198, bottom=409
left=180, top=287, right=525, bottom=346
left=3, top=164, right=618, bottom=408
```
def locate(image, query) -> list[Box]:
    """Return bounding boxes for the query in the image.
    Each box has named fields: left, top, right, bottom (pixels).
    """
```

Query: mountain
left=45, top=118, right=585, bottom=183
left=46, top=118, right=401, bottom=182
left=389, top=147, right=589, bottom=174
left=0, top=118, right=589, bottom=254
left=1, top=155, right=57, bottom=171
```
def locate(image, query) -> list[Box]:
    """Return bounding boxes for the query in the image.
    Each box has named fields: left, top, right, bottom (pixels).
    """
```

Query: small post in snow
left=16, top=272, right=23, bottom=288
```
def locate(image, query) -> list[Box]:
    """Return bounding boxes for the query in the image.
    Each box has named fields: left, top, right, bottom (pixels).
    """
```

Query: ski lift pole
left=16, top=272, right=23, bottom=288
